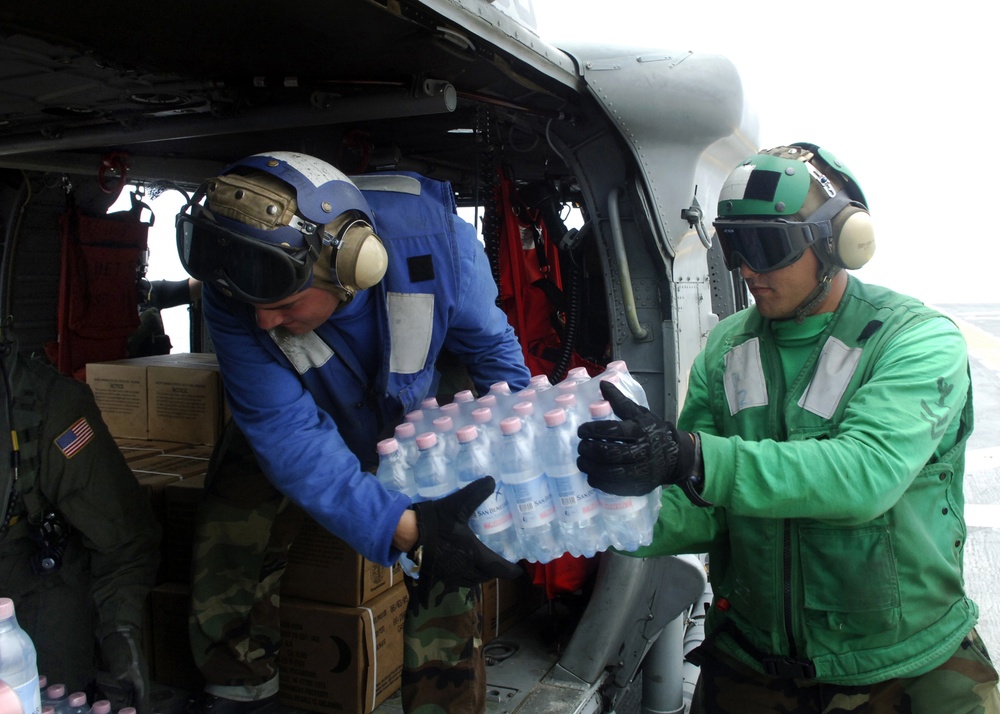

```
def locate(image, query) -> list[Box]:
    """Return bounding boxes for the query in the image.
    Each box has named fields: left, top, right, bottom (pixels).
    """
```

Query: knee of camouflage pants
left=402, top=579, right=485, bottom=714
left=188, top=423, right=305, bottom=690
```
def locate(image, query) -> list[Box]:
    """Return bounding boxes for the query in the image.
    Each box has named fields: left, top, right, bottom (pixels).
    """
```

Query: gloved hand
left=97, top=627, right=150, bottom=714
left=578, top=381, right=703, bottom=501
left=409, top=477, right=522, bottom=606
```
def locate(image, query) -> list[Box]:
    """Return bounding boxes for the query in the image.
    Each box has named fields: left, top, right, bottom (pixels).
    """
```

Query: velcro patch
left=744, top=170, right=781, bottom=201
left=407, top=255, right=435, bottom=283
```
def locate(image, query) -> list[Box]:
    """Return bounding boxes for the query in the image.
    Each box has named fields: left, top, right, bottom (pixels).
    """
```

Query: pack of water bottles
left=1, top=596, right=128, bottom=714
left=375, top=361, right=663, bottom=565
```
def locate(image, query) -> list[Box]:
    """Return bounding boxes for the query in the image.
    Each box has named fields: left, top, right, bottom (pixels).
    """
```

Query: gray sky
left=533, top=0, right=999, bottom=305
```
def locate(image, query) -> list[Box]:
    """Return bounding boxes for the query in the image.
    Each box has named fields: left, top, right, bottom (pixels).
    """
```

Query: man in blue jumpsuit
left=577, top=143, right=1000, bottom=712
left=175, top=151, right=528, bottom=714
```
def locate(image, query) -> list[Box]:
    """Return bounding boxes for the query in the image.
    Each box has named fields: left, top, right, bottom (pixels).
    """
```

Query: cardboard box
left=278, top=583, right=408, bottom=714
left=88, top=353, right=225, bottom=445
left=150, top=582, right=204, bottom=691
left=482, top=574, right=542, bottom=644
left=87, top=360, right=148, bottom=438
left=147, top=360, right=223, bottom=444
left=283, top=518, right=403, bottom=607
left=163, top=474, right=206, bottom=582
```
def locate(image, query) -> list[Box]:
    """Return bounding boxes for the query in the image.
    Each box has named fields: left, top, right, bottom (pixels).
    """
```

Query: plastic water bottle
left=587, top=400, right=654, bottom=552
left=554, top=391, right=587, bottom=428
left=454, top=425, right=521, bottom=562
left=488, top=382, right=514, bottom=418
left=542, top=408, right=607, bottom=558
left=65, top=692, right=88, bottom=714
left=403, top=409, right=427, bottom=434
left=412, top=432, right=456, bottom=499
left=393, top=421, right=419, bottom=468
left=470, top=407, right=499, bottom=461
left=376, top=438, right=417, bottom=497
left=511, top=401, right=542, bottom=451
left=0, top=599, right=41, bottom=714
left=88, top=702, right=109, bottom=714
left=497, top=416, right=561, bottom=563
left=606, top=360, right=649, bottom=407
left=439, top=402, right=465, bottom=429
left=476, top=394, right=497, bottom=408
left=431, top=416, right=459, bottom=464
left=40, top=686, right=66, bottom=714
left=528, top=374, right=553, bottom=391
left=578, top=370, right=618, bottom=407
left=379, top=436, right=427, bottom=578
left=451, top=390, right=477, bottom=423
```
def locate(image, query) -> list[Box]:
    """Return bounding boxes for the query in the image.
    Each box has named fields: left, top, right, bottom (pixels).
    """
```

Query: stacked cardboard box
left=283, top=517, right=404, bottom=606
left=87, top=353, right=226, bottom=444
left=278, top=586, right=409, bottom=713
left=152, top=472, right=411, bottom=712
left=108, top=368, right=544, bottom=711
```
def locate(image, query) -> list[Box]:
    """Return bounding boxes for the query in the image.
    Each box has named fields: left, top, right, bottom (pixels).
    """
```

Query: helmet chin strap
left=792, top=260, right=840, bottom=323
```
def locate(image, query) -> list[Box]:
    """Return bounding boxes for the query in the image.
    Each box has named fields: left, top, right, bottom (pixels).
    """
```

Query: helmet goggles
left=176, top=204, right=332, bottom=304
left=713, top=219, right=833, bottom=274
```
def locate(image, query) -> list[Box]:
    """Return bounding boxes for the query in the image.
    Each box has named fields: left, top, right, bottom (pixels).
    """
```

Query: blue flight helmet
left=176, top=151, right=388, bottom=304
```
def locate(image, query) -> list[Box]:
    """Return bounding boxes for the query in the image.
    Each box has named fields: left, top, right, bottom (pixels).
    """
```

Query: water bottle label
left=598, top=492, right=647, bottom=515
left=509, top=475, right=556, bottom=528
left=15, top=675, right=41, bottom=714
left=551, top=473, right=600, bottom=521
left=470, top=488, right=514, bottom=535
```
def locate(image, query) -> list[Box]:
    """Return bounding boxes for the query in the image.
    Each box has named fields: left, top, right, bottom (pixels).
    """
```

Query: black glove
left=97, top=627, right=150, bottom=714
left=409, top=477, right=522, bottom=603
left=578, top=382, right=708, bottom=504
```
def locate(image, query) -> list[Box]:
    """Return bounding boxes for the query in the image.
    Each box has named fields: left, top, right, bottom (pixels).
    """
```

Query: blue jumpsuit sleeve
left=204, top=287, right=410, bottom=566
left=442, top=214, right=530, bottom=392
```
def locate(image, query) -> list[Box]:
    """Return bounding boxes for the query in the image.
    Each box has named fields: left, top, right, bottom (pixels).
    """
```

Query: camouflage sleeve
left=38, top=372, right=161, bottom=638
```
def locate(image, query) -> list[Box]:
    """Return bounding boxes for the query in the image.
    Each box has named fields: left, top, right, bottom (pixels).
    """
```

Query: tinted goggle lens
left=176, top=211, right=312, bottom=303
left=713, top=221, right=816, bottom=273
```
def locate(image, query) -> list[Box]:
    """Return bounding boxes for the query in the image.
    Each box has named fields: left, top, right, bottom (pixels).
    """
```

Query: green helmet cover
left=717, top=143, right=867, bottom=220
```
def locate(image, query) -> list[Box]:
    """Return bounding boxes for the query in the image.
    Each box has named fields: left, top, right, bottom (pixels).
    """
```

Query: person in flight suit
left=0, top=335, right=161, bottom=713
left=577, top=143, right=1000, bottom=713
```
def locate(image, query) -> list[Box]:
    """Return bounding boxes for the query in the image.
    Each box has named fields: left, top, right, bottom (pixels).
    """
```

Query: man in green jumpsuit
left=0, top=336, right=161, bottom=713
left=577, top=143, right=1000, bottom=713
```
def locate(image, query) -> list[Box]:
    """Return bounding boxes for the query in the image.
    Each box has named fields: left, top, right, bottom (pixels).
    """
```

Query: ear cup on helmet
left=829, top=206, right=875, bottom=270
left=335, top=222, right=388, bottom=290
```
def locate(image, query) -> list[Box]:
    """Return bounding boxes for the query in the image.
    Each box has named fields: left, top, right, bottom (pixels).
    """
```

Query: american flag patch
left=55, top=417, right=94, bottom=458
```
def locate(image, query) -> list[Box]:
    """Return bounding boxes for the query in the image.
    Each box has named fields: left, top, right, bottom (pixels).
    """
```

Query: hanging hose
left=550, top=258, right=580, bottom=384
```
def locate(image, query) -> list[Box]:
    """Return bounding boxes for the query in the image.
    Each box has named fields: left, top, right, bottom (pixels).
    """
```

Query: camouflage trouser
left=691, top=629, right=1000, bottom=713
left=402, top=579, right=484, bottom=714
left=188, top=422, right=485, bottom=711
left=188, top=432, right=303, bottom=697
